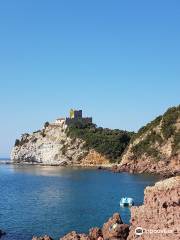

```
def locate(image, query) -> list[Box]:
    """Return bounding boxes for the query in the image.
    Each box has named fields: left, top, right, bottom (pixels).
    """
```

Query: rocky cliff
left=11, top=123, right=88, bottom=165
left=118, top=105, right=180, bottom=175
left=128, top=176, right=180, bottom=240
left=11, top=123, right=110, bottom=166
left=11, top=120, right=126, bottom=166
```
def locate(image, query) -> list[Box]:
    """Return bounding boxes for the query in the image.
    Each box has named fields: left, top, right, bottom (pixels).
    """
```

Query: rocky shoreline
left=1, top=160, right=179, bottom=179
left=11, top=176, right=178, bottom=240
left=108, top=164, right=180, bottom=178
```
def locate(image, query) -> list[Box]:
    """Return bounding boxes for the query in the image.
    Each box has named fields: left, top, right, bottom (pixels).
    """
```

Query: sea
left=0, top=161, right=160, bottom=240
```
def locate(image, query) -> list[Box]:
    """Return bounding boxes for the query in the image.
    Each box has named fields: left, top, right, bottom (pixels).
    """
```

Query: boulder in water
left=32, top=235, right=53, bottom=240
left=102, top=213, right=129, bottom=240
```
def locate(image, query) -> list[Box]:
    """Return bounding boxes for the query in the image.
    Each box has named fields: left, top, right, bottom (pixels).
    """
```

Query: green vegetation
left=67, top=121, right=134, bottom=162
left=132, top=131, right=162, bottom=160
left=131, top=105, right=180, bottom=160
left=172, top=131, right=180, bottom=155
left=161, top=106, right=180, bottom=139
left=131, top=115, right=162, bottom=141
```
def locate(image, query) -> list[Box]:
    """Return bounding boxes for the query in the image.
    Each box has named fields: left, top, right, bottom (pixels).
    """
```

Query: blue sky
left=0, top=0, right=180, bottom=157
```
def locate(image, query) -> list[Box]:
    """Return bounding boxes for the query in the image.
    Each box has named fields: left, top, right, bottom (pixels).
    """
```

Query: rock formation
left=60, top=231, right=91, bottom=240
left=11, top=105, right=180, bottom=172
left=128, top=176, right=180, bottom=240
left=11, top=115, right=132, bottom=166
left=11, top=123, right=89, bottom=165
left=32, top=236, right=53, bottom=240
left=101, top=213, right=129, bottom=240
left=11, top=122, right=111, bottom=166
left=79, top=150, right=110, bottom=166
left=118, top=106, right=180, bottom=176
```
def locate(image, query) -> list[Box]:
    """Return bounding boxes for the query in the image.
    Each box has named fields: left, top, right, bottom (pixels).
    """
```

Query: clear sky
left=0, top=0, right=180, bottom=157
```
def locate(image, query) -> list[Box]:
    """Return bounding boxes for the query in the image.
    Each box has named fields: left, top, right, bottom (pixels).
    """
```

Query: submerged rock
left=32, top=235, right=53, bottom=240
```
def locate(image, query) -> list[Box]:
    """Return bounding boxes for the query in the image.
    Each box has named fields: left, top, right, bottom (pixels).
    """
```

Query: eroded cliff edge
left=11, top=120, right=132, bottom=166
left=11, top=123, right=89, bottom=165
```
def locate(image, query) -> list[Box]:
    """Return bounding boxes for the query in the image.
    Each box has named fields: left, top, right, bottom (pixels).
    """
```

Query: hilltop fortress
left=54, top=109, right=92, bottom=126
left=11, top=109, right=111, bottom=166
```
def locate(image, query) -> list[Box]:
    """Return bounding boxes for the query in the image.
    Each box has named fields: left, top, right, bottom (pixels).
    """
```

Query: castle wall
left=65, top=117, right=92, bottom=125
left=74, top=110, right=82, bottom=119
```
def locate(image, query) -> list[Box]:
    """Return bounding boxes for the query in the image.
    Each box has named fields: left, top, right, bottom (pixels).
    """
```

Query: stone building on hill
left=54, top=109, right=92, bottom=126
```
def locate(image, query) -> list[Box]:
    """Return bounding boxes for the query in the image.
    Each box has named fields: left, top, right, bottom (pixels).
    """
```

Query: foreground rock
left=89, top=227, right=102, bottom=240
left=60, top=213, right=129, bottom=240
left=118, top=106, right=180, bottom=176
left=102, top=213, right=129, bottom=240
left=60, top=231, right=91, bottom=240
left=32, top=235, right=53, bottom=240
left=128, top=176, right=180, bottom=240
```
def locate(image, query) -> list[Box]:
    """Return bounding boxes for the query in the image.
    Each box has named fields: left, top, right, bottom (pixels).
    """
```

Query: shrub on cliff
left=131, top=105, right=180, bottom=160
left=67, top=121, right=134, bottom=162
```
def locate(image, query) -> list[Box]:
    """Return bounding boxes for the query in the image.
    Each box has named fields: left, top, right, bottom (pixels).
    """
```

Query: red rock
left=60, top=231, right=91, bottom=240
left=127, top=176, right=180, bottom=240
left=32, top=235, right=53, bottom=240
left=89, top=227, right=102, bottom=240
left=102, top=213, right=129, bottom=240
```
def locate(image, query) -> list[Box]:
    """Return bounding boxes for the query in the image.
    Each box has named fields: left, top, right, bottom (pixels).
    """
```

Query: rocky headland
left=11, top=110, right=132, bottom=166
left=32, top=176, right=180, bottom=240
left=11, top=123, right=90, bottom=166
left=114, top=105, right=180, bottom=176
left=11, top=106, right=180, bottom=176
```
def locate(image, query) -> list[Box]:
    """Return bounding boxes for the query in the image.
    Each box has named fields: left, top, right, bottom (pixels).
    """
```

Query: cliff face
left=11, top=124, right=87, bottom=165
left=11, top=123, right=111, bottom=166
left=119, top=106, right=180, bottom=175
left=128, top=176, right=180, bottom=240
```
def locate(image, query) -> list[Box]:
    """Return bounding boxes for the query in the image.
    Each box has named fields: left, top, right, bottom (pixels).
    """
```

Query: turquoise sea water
left=0, top=164, right=160, bottom=240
